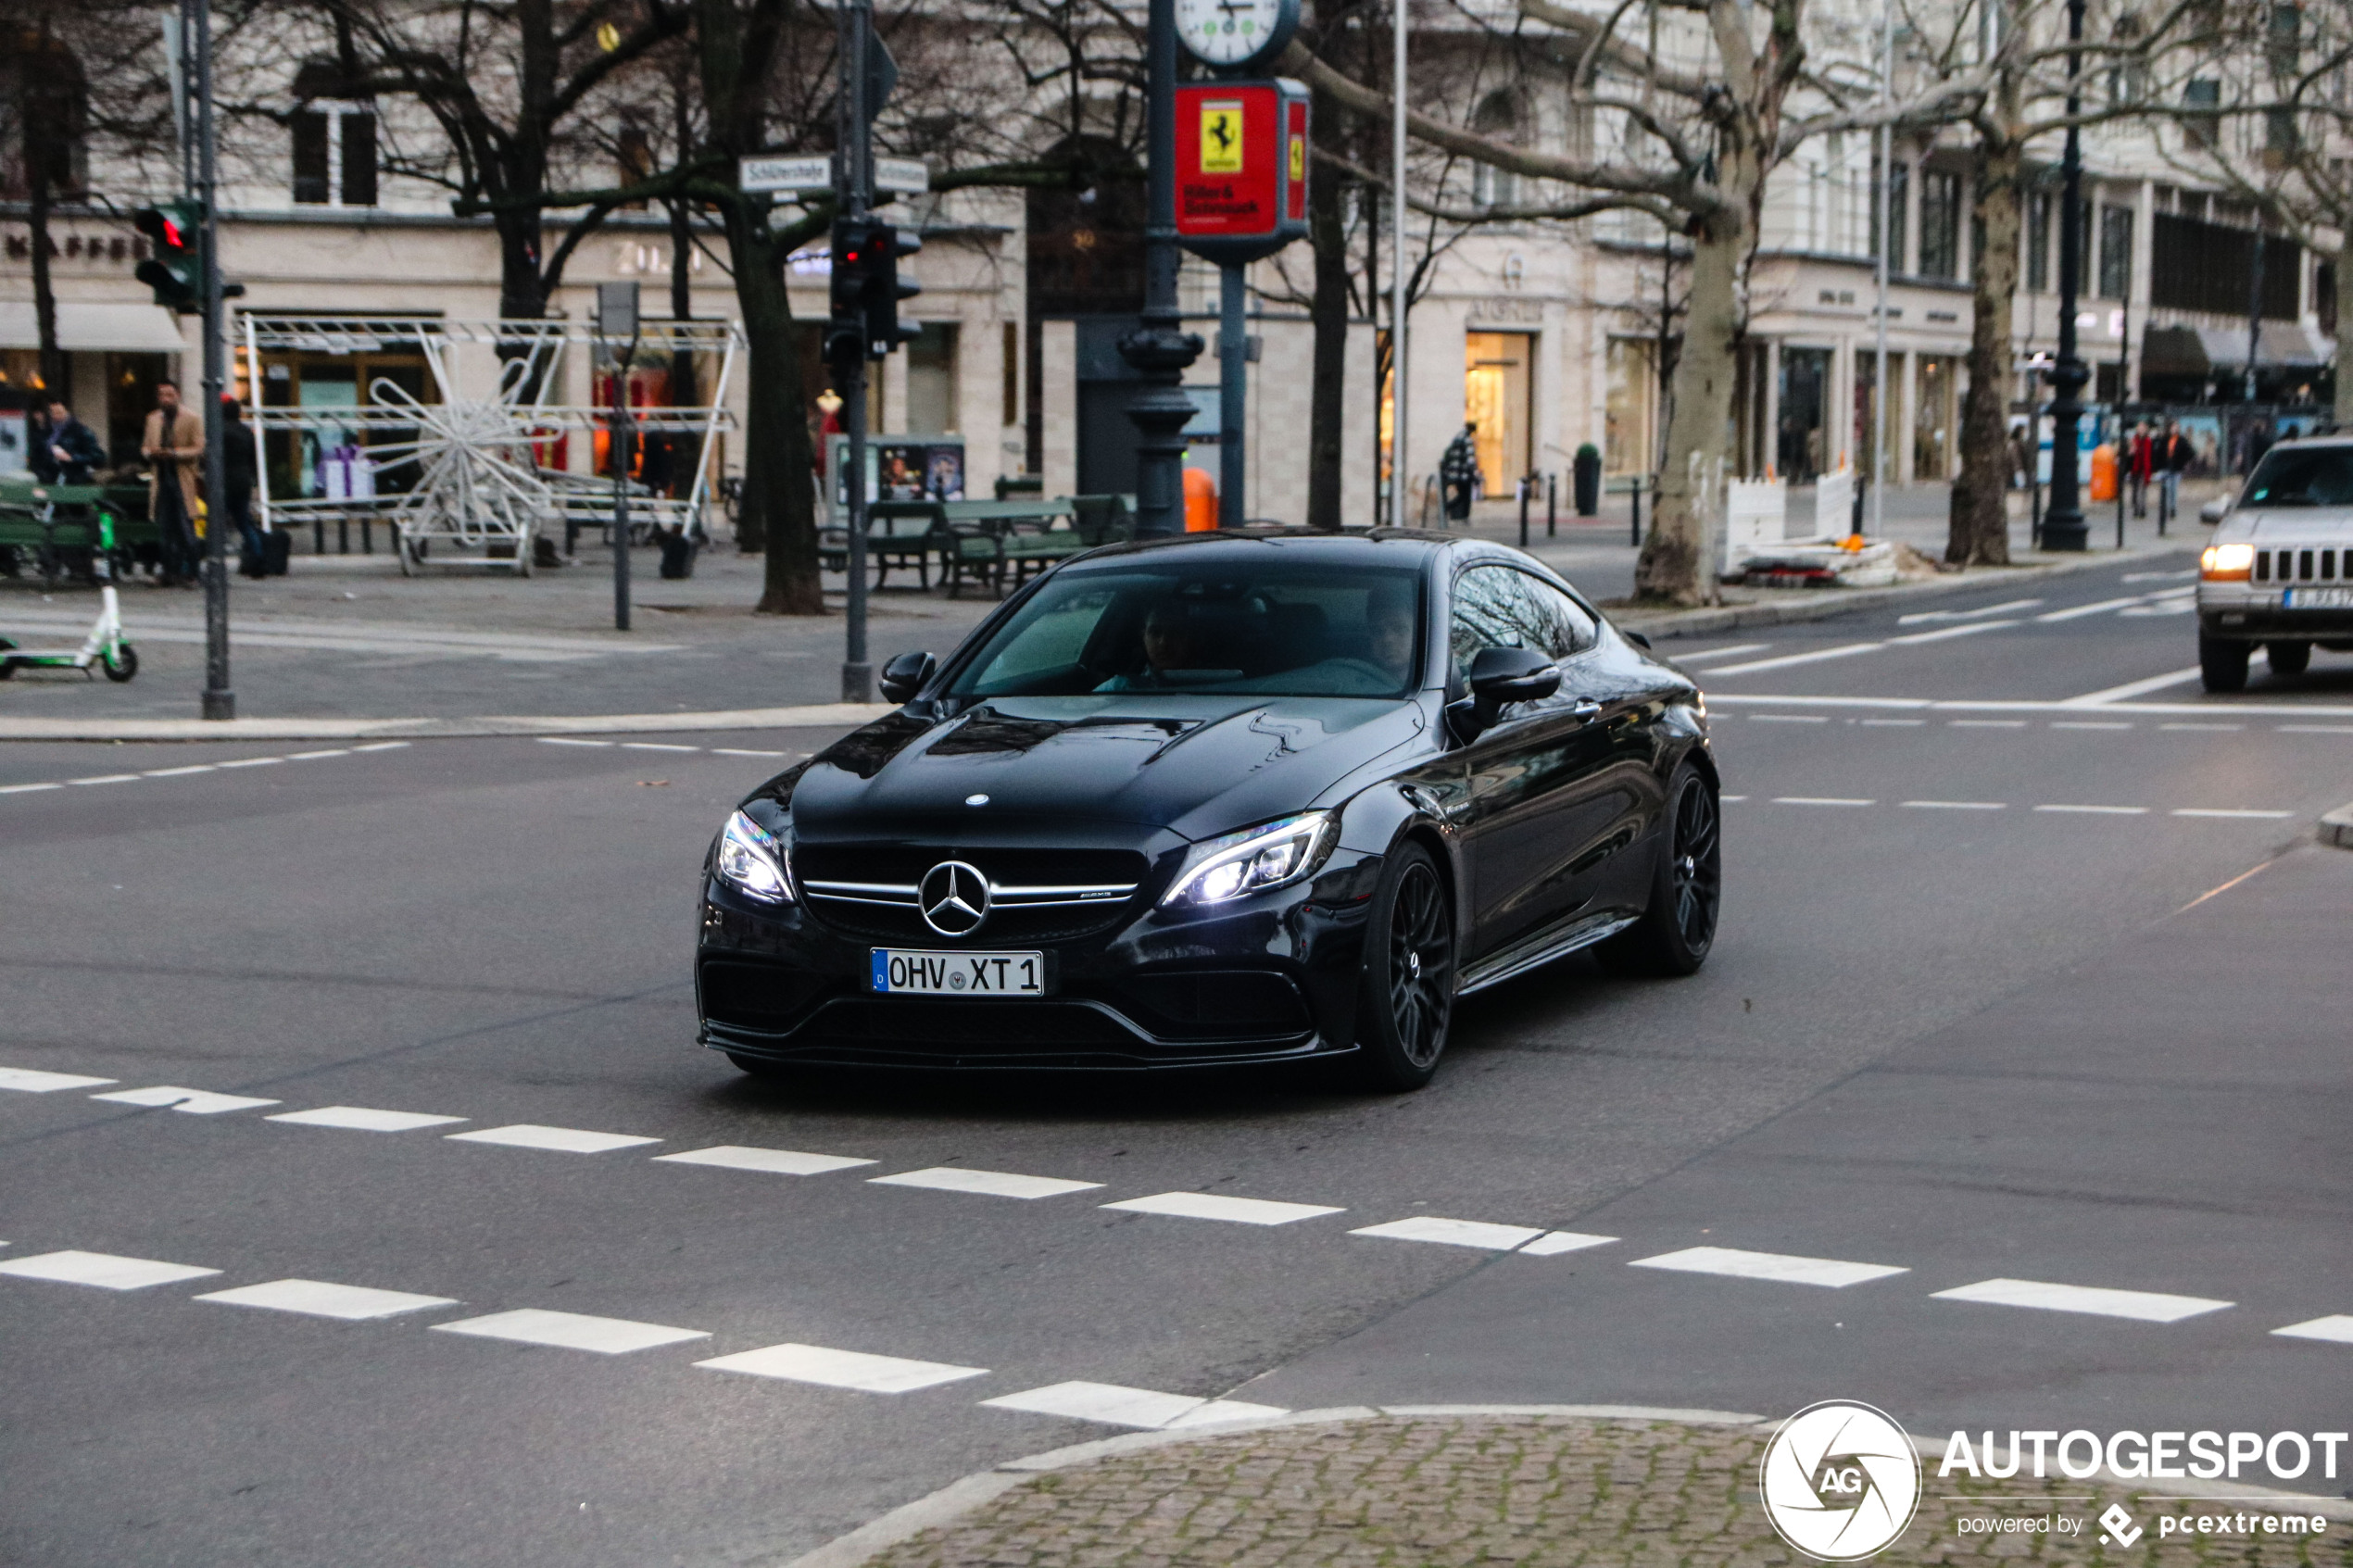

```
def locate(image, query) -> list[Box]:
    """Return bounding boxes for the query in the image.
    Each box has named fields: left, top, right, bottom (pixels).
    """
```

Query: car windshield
left=2242, top=446, right=2353, bottom=508
left=945, top=558, right=1427, bottom=700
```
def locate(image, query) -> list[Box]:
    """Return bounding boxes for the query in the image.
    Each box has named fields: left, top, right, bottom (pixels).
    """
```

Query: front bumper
left=2198, top=583, right=2353, bottom=640
left=695, top=857, right=1382, bottom=1070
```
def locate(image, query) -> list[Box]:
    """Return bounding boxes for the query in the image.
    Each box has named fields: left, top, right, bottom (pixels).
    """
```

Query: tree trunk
left=1635, top=203, right=1748, bottom=606
left=1305, top=158, right=1349, bottom=530
left=2337, top=233, right=2353, bottom=429
left=722, top=207, right=823, bottom=614
left=27, top=92, right=61, bottom=396
left=1949, top=136, right=2019, bottom=567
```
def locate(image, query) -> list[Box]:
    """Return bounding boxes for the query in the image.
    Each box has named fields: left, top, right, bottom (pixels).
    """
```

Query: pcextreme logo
left=1758, top=1400, right=1924, bottom=1561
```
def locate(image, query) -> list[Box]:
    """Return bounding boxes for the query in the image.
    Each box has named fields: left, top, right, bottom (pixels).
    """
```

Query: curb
left=0, top=702, right=896, bottom=745
left=2320, top=803, right=2353, bottom=848
left=776, top=1404, right=1767, bottom=1568
left=1614, top=543, right=2195, bottom=640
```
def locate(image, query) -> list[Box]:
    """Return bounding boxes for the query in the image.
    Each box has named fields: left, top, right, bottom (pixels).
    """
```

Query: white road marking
left=1772, top=797, right=1875, bottom=807
left=219, top=757, right=286, bottom=769
left=445, top=1124, right=660, bottom=1154
left=2282, top=724, right=2353, bottom=734
left=1902, top=800, right=2007, bottom=810
left=353, top=742, right=412, bottom=753
left=697, top=1342, right=989, bottom=1393
left=657, top=1146, right=878, bottom=1176
left=2161, top=722, right=2243, bottom=731
left=266, top=1106, right=467, bottom=1133
left=1349, top=1217, right=1548, bottom=1251
left=2171, top=809, right=2295, bottom=819
left=0, top=1067, right=117, bottom=1092
left=1518, top=1231, right=1620, bottom=1256
left=981, top=1381, right=1287, bottom=1430
left=1697, top=643, right=1882, bottom=676
left=1747, top=714, right=1828, bottom=723
left=1949, top=719, right=2027, bottom=728
left=0, top=1250, right=221, bottom=1290
left=621, top=742, right=700, bottom=752
left=91, top=1085, right=280, bottom=1115
left=870, top=1167, right=1103, bottom=1199
left=69, top=773, right=142, bottom=786
left=1, top=741, right=413, bottom=801
left=2035, top=596, right=2145, bottom=622
left=2049, top=721, right=2133, bottom=730
left=2272, top=1316, right=2353, bottom=1345
left=711, top=748, right=789, bottom=758
left=1931, top=1277, right=2233, bottom=1323
left=1718, top=795, right=1748, bottom=801
left=2121, top=569, right=2196, bottom=582
left=1629, top=1246, right=1908, bottom=1288
left=1859, top=718, right=1926, bottom=726
left=196, top=1278, right=459, bottom=1320
left=1897, top=599, right=2044, bottom=625
left=2059, top=666, right=2205, bottom=706
left=1670, top=643, right=1772, bottom=664
left=536, top=737, right=614, bottom=748
left=142, top=764, right=217, bottom=776
left=1887, top=620, right=2020, bottom=646
left=2118, top=600, right=2196, bottom=616
left=0, top=783, right=62, bottom=795
left=432, top=1308, right=710, bottom=1353
left=286, top=748, right=350, bottom=760
left=1102, top=1192, right=1345, bottom=1226
left=2032, top=804, right=2149, bottom=815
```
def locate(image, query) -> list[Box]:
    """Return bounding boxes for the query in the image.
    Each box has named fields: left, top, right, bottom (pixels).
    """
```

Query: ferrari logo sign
left=1200, top=100, right=1244, bottom=172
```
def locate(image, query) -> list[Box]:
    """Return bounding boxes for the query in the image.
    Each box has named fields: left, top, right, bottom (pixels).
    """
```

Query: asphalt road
left=6, top=546, right=2351, bottom=1567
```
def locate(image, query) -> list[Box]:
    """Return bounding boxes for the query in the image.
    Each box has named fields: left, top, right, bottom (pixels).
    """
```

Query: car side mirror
left=1623, top=630, right=1653, bottom=650
left=1447, top=646, right=1561, bottom=742
left=878, top=650, right=937, bottom=704
left=2199, top=500, right=2230, bottom=524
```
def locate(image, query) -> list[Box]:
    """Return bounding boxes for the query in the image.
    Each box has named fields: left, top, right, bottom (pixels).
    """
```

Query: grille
left=2258, top=547, right=2343, bottom=583
left=796, top=845, right=1150, bottom=944
left=1111, top=972, right=1312, bottom=1039
left=699, top=961, right=824, bottom=1031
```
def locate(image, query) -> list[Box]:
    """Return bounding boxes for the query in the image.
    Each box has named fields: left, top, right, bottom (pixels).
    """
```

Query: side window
left=1448, top=565, right=1545, bottom=684
left=1513, top=572, right=1597, bottom=658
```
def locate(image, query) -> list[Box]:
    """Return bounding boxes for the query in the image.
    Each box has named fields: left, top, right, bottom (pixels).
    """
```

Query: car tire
left=2199, top=634, right=2250, bottom=693
left=2266, top=639, right=2312, bottom=677
left=1352, top=841, right=1455, bottom=1093
left=1599, top=762, right=1721, bottom=978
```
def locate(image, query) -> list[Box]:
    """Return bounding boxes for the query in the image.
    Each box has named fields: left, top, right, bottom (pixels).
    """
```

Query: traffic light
left=862, top=226, right=922, bottom=357
left=133, top=201, right=203, bottom=311
left=826, top=217, right=876, bottom=370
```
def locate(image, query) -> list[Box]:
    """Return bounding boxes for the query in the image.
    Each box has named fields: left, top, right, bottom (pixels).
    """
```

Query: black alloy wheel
left=1353, top=842, right=1455, bottom=1092
left=1601, top=762, right=1721, bottom=976
left=2199, top=634, right=2250, bottom=693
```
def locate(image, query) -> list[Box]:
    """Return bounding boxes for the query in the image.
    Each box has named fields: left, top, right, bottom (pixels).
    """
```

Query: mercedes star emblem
left=918, top=860, right=991, bottom=936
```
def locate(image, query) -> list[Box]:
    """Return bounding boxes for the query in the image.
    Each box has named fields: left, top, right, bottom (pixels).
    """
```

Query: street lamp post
left=1119, top=0, right=1204, bottom=539
left=2041, top=0, right=2092, bottom=552
left=193, top=0, right=233, bottom=719
left=1390, top=0, right=1408, bottom=530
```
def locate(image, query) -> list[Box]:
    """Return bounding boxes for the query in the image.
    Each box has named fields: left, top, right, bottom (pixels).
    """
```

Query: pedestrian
left=2007, top=420, right=2032, bottom=490
left=33, top=397, right=106, bottom=484
left=1441, top=422, right=1479, bottom=526
left=2127, top=420, right=2152, bottom=519
left=220, top=395, right=268, bottom=578
left=2157, top=419, right=2191, bottom=526
left=142, top=381, right=205, bottom=588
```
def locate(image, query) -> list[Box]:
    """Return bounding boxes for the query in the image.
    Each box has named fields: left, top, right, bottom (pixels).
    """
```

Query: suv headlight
left=1161, top=811, right=1336, bottom=908
left=715, top=809, right=792, bottom=903
left=2201, top=543, right=2254, bottom=582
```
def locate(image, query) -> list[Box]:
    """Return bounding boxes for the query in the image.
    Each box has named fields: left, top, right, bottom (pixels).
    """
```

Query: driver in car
left=1095, top=601, right=1220, bottom=691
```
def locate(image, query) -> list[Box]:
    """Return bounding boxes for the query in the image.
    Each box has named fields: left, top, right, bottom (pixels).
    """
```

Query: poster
left=830, top=435, right=964, bottom=506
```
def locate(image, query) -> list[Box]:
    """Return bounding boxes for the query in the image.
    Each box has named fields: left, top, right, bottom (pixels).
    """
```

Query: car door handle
left=1568, top=699, right=1603, bottom=722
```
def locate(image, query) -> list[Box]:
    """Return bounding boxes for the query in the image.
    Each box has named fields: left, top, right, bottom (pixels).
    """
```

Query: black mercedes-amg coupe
left=697, top=529, right=1720, bottom=1089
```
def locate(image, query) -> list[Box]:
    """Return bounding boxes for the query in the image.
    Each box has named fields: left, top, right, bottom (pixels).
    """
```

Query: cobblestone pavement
left=859, top=1416, right=2352, bottom=1568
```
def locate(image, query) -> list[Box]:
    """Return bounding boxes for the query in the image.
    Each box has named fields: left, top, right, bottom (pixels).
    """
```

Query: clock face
left=1176, top=0, right=1292, bottom=68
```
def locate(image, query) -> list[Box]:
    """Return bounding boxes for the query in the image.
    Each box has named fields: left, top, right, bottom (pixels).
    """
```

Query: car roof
left=1064, top=527, right=1458, bottom=569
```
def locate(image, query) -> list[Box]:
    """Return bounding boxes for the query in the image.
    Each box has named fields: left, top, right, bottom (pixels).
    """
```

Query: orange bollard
left=1184, top=468, right=1218, bottom=531
left=2088, top=442, right=2119, bottom=503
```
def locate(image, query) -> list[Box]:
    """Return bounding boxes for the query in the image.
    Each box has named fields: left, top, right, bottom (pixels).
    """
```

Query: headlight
left=2201, top=543, right=2254, bottom=581
left=715, top=809, right=792, bottom=903
left=1160, top=811, right=1336, bottom=908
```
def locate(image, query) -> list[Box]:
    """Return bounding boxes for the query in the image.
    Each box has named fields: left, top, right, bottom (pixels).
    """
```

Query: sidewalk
left=824, top=1411, right=2352, bottom=1568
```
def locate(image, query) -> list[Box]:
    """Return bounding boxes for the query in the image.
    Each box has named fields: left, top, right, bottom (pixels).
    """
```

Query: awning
left=0, top=301, right=189, bottom=354
left=2140, top=321, right=2335, bottom=376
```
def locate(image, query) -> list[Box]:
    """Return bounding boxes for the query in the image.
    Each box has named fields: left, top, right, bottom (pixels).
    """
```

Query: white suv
left=2196, top=435, right=2353, bottom=692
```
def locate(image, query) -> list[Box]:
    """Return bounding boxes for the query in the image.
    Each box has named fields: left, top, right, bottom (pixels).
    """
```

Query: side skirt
left=1455, top=909, right=1640, bottom=997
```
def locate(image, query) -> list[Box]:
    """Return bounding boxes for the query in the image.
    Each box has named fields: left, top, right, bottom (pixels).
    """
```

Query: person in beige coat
left=142, top=382, right=205, bottom=586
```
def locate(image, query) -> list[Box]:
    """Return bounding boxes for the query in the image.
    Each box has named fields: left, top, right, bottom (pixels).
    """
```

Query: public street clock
left=1176, top=0, right=1301, bottom=71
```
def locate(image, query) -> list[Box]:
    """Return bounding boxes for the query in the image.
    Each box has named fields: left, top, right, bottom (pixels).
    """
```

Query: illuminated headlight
left=1161, top=811, right=1336, bottom=909
left=715, top=810, right=792, bottom=903
left=2201, top=543, right=2254, bottom=581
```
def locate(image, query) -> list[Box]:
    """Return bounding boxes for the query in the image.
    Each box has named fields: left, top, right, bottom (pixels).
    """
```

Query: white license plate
left=870, top=949, right=1045, bottom=997
left=2284, top=587, right=2353, bottom=609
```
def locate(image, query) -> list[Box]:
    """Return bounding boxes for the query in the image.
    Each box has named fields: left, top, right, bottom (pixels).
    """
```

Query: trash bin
left=1573, top=445, right=1602, bottom=516
left=2089, top=442, right=2119, bottom=503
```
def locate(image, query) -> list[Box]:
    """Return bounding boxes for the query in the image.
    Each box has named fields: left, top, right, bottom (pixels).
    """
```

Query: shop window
left=292, top=99, right=377, bottom=207
left=2098, top=206, right=2133, bottom=300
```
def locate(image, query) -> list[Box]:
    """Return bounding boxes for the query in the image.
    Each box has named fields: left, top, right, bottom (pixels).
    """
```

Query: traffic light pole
left=1120, top=0, right=1204, bottom=540
left=838, top=0, right=874, bottom=703
left=194, top=0, right=233, bottom=720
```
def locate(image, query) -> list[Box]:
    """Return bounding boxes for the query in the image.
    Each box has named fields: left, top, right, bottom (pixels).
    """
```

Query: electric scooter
left=0, top=585, right=138, bottom=682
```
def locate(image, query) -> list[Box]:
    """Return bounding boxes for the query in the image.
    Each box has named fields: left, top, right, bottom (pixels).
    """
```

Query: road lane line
left=869, top=1167, right=1103, bottom=1199
left=698, top=1342, right=989, bottom=1393
left=2280, top=724, right=2353, bottom=734
left=1860, top=718, right=1926, bottom=726
left=2049, top=721, right=2133, bottom=730
left=1629, top=1246, right=1907, bottom=1288
left=1902, top=800, right=2007, bottom=810
left=2032, top=804, right=2149, bottom=815
left=0, top=1250, right=221, bottom=1290
left=621, top=742, right=701, bottom=752
left=352, top=742, right=412, bottom=752
left=445, top=1124, right=661, bottom=1154
left=1949, top=720, right=2027, bottom=728
left=2272, top=1316, right=2353, bottom=1345
left=1887, top=620, right=2020, bottom=646
left=219, top=757, right=286, bottom=769
left=1102, top=1192, right=1345, bottom=1226
left=142, top=764, right=217, bottom=776
left=2059, top=666, right=2205, bottom=706
left=2161, top=722, right=2242, bottom=731
left=1896, top=598, right=2045, bottom=625
left=981, top=1381, right=1286, bottom=1429
left=1772, top=797, right=1875, bottom=807
left=432, top=1308, right=708, bottom=1353
left=0, top=1067, right=117, bottom=1092
left=196, top=1279, right=459, bottom=1320
left=1518, top=1232, right=1619, bottom=1256
left=657, top=1146, right=879, bottom=1176
left=2171, top=809, right=2295, bottom=819
left=537, top=737, right=614, bottom=747
left=1349, top=1217, right=1548, bottom=1251
left=0, top=782, right=63, bottom=795
left=2036, top=596, right=2145, bottom=621
left=286, top=748, right=351, bottom=760
left=1668, top=643, right=1772, bottom=664
left=1747, top=714, right=1828, bottom=723
left=1694, top=643, right=1882, bottom=676
left=1931, top=1277, right=2232, bottom=1323
left=91, top=1085, right=280, bottom=1114
left=68, top=773, right=142, bottom=785
left=711, top=748, right=790, bottom=758
left=266, top=1106, right=468, bottom=1133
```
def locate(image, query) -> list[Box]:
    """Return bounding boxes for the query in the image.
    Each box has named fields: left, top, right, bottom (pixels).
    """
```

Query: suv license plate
left=871, top=949, right=1045, bottom=997
left=2284, top=586, right=2353, bottom=609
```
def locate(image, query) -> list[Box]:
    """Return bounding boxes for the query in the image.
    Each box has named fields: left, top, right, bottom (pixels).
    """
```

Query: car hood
left=776, top=694, right=1428, bottom=842
left=2235, top=508, right=2353, bottom=543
